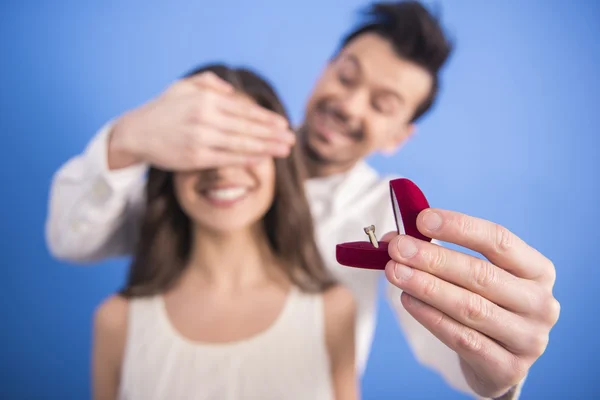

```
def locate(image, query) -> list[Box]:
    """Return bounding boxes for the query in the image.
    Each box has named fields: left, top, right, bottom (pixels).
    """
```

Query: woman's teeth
left=205, top=187, right=248, bottom=201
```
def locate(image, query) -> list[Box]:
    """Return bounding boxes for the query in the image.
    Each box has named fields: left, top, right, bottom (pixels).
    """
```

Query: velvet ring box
left=335, top=178, right=432, bottom=270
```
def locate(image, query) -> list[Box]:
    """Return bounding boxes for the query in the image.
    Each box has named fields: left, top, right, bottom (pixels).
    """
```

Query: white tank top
left=117, top=286, right=335, bottom=400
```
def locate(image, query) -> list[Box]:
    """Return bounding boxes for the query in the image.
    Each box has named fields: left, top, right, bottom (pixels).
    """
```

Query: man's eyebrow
left=344, top=54, right=361, bottom=72
left=342, top=53, right=405, bottom=104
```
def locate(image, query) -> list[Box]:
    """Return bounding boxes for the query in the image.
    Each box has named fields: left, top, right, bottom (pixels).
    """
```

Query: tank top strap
left=125, top=295, right=162, bottom=339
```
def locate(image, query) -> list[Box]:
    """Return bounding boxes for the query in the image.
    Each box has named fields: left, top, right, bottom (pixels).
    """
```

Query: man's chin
left=303, top=136, right=336, bottom=164
left=304, top=142, right=328, bottom=164
left=299, top=125, right=355, bottom=167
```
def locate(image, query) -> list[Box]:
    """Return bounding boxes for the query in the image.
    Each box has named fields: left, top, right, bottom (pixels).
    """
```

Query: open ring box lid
left=335, top=178, right=432, bottom=270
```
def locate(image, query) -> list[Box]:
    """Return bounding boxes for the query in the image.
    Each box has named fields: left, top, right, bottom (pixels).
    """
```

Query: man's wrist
left=107, top=113, right=143, bottom=171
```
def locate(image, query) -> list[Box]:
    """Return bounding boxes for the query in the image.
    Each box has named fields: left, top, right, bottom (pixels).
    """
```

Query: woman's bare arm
left=91, top=295, right=129, bottom=400
left=324, top=285, right=360, bottom=400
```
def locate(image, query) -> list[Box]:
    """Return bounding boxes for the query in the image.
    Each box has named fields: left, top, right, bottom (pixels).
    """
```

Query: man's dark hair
left=340, top=1, right=453, bottom=122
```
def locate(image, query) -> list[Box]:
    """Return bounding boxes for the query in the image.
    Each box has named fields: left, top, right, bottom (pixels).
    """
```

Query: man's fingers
left=197, top=127, right=291, bottom=158
left=387, top=235, right=537, bottom=314
left=416, top=209, right=555, bottom=285
left=186, top=72, right=292, bottom=134
left=218, top=94, right=290, bottom=131
left=186, top=71, right=235, bottom=94
left=214, top=112, right=296, bottom=145
left=398, top=292, right=527, bottom=398
left=222, top=134, right=291, bottom=157
left=385, top=261, right=539, bottom=354
left=183, top=72, right=290, bottom=132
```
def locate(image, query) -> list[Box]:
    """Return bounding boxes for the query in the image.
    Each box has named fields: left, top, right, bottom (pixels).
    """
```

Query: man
left=45, top=2, right=559, bottom=399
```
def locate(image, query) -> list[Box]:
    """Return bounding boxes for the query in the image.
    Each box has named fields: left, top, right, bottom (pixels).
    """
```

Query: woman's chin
left=193, top=218, right=262, bottom=237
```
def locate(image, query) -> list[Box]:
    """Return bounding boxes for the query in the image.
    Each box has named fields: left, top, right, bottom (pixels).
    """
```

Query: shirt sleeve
left=44, top=121, right=148, bottom=263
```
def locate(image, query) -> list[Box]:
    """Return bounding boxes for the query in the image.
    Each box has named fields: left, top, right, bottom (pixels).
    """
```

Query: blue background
left=1, top=0, right=598, bottom=398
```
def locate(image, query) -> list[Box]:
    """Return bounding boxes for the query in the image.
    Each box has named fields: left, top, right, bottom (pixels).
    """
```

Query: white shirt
left=118, top=286, right=335, bottom=400
left=45, top=123, right=505, bottom=399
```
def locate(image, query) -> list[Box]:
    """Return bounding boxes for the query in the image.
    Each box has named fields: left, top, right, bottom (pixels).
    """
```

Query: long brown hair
left=120, top=64, right=334, bottom=298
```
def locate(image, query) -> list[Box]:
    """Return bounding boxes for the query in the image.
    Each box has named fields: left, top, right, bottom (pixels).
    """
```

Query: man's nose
left=339, top=89, right=369, bottom=120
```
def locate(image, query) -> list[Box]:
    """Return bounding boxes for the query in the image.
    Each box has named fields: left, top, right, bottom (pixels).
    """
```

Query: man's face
left=301, top=32, right=433, bottom=173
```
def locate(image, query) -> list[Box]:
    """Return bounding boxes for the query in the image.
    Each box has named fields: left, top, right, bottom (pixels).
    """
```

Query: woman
left=91, top=64, right=359, bottom=400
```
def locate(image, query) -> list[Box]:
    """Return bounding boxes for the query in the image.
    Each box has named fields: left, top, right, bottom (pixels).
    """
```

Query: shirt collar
left=305, top=161, right=381, bottom=210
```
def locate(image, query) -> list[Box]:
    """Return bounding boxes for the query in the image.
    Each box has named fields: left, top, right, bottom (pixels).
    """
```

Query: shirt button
left=312, top=203, right=325, bottom=218
left=91, top=180, right=111, bottom=202
left=70, top=221, right=87, bottom=232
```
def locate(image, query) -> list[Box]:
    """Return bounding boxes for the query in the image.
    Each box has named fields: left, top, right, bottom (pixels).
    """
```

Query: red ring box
left=335, top=178, right=432, bottom=270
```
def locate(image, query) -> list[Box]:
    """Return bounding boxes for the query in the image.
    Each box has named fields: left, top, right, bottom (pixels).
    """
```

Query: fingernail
left=423, top=210, right=442, bottom=231
left=394, top=263, right=413, bottom=280
left=397, top=236, right=417, bottom=258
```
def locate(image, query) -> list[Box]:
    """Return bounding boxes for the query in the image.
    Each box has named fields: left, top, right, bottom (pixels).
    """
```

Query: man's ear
left=380, top=123, right=416, bottom=155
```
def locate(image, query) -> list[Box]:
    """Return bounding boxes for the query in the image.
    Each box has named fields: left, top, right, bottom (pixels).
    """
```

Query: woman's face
left=174, top=157, right=276, bottom=234
left=174, top=93, right=280, bottom=234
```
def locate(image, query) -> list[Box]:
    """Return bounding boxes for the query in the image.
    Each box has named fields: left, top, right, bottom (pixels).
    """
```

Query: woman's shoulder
left=322, top=284, right=357, bottom=340
left=322, top=284, right=356, bottom=321
left=321, top=284, right=357, bottom=376
left=93, top=294, right=130, bottom=339
left=91, top=294, right=132, bottom=372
